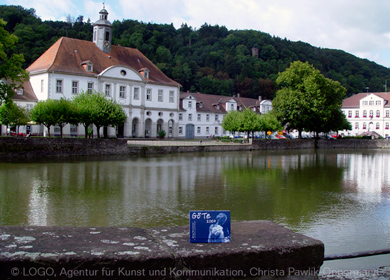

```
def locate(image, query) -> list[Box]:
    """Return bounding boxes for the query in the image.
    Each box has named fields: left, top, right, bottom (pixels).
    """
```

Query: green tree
left=325, top=109, right=352, bottom=134
left=273, top=61, right=346, bottom=138
left=30, top=99, right=76, bottom=138
left=73, top=92, right=127, bottom=138
left=259, top=112, right=282, bottom=136
left=107, top=100, right=127, bottom=131
left=91, top=93, right=127, bottom=138
left=0, top=101, right=29, bottom=134
left=221, top=110, right=241, bottom=137
left=72, top=92, right=96, bottom=138
left=0, top=102, right=13, bottom=133
left=239, top=108, right=261, bottom=139
left=30, top=99, right=58, bottom=137
left=53, top=99, right=77, bottom=138
left=156, top=46, right=172, bottom=63
left=0, top=19, right=29, bottom=105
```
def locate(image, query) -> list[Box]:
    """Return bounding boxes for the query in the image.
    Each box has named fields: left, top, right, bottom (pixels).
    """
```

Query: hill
left=1, top=5, right=390, bottom=99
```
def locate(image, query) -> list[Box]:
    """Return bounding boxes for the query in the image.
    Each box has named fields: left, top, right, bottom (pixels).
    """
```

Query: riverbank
left=1, top=137, right=390, bottom=158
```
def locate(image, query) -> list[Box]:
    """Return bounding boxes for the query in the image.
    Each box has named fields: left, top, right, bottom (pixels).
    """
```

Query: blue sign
left=190, top=211, right=231, bottom=243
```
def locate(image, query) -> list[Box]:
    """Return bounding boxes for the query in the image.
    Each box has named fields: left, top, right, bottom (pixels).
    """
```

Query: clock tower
left=93, top=5, right=112, bottom=53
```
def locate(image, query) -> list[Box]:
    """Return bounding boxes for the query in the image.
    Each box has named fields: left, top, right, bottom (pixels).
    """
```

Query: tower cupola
left=93, top=5, right=112, bottom=53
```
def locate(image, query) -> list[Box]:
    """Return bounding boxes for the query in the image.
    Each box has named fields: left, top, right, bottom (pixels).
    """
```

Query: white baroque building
left=341, top=92, right=390, bottom=138
left=19, top=7, right=181, bottom=138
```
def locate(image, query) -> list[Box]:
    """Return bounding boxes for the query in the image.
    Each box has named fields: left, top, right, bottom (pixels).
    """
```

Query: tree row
left=0, top=92, right=127, bottom=138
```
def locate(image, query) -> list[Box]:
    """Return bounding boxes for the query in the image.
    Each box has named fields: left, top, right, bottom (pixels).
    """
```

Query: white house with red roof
left=341, top=92, right=390, bottom=138
left=179, top=92, right=269, bottom=138
left=0, top=81, right=39, bottom=136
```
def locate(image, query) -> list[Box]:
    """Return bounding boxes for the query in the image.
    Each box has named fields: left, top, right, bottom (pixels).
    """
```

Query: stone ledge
left=0, top=221, right=324, bottom=279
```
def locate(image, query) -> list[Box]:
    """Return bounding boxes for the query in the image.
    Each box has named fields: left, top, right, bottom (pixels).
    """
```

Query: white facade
left=260, top=100, right=272, bottom=114
left=341, top=93, right=390, bottom=138
left=178, top=95, right=226, bottom=138
left=178, top=92, right=272, bottom=139
left=27, top=67, right=180, bottom=138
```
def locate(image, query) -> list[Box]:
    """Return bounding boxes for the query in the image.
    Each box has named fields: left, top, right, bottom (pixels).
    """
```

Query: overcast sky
left=4, top=0, right=390, bottom=68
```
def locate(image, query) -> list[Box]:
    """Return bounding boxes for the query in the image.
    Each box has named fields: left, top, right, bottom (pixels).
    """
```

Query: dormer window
left=139, top=68, right=150, bottom=79
left=81, top=61, right=93, bottom=73
left=16, top=88, right=23, bottom=95
left=199, top=102, right=203, bottom=108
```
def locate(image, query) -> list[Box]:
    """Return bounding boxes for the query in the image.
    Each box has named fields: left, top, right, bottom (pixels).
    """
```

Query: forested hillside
left=2, top=5, right=390, bottom=99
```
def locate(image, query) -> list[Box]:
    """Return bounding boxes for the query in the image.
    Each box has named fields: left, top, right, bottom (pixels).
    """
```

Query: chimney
left=237, top=93, right=240, bottom=98
left=258, top=96, right=262, bottom=102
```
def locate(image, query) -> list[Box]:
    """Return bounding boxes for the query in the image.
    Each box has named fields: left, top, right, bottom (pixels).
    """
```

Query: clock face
left=104, top=41, right=109, bottom=47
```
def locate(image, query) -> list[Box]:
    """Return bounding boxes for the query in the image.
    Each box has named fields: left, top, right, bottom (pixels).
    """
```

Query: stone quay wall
left=0, top=137, right=129, bottom=158
left=0, top=221, right=324, bottom=280
left=0, top=137, right=390, bottom=158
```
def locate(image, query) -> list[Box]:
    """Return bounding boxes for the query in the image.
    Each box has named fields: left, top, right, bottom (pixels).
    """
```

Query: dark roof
left=181, top=92, right=227, bottom=113
left=343, top=92, right=390, bottom=108
left=235, top=96, right=261, bottom=109
left=180, top=92, right=261, bottom=113
left=12, top=81, right=38, bottom=102
left=27, top=37, right=181, bottom=87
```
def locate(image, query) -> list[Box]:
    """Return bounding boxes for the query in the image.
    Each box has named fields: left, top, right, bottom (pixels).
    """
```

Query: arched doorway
left=117, top=124, right=124, bottom=138
left=145, top=118, right=152, bottom=138
left=157, top=119, right=164, bottom=134
left=369, top=122, right=373, bottom=132
left=168, top=120, right=174, bottom=138
left=132, top=118, right=140, bottom=138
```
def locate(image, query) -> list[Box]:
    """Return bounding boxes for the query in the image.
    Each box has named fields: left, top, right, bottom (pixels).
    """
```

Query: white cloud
left=7, top=0, right=79, bottom=21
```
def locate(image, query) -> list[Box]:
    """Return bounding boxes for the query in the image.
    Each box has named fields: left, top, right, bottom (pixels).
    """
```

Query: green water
left=1, top=149, right=389, bottom=272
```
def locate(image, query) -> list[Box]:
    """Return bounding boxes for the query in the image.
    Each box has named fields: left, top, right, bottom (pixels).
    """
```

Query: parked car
left=283, top=134, right=295, bottom=139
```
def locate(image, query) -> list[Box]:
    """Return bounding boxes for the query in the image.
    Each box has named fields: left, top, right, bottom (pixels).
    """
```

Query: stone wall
left=316, top=139, right=390, bottom=149
left=0, top=137, right=129, bottom=158
left=0, top=137, right=389, bottom=159
left=0, top=221, right=324, bottom=280
left=252, top=139, right=315, bottom=150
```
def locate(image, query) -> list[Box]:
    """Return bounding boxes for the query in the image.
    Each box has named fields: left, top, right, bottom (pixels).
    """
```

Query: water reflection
left=1, top=150, right=390, bottom=271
